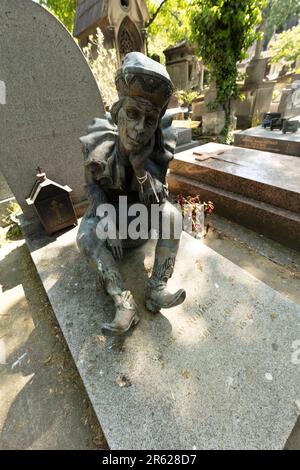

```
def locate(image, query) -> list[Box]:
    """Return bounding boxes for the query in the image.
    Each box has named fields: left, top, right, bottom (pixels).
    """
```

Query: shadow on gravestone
left=0, top=0, right=105, bottom=224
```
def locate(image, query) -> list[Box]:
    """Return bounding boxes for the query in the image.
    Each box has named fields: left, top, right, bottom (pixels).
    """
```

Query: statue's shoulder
left=160, top=112, right=177, bottom=157
left=80, top=116, right=118, bottom=159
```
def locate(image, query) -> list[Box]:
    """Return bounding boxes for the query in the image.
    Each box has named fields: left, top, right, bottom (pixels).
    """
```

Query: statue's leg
left=145, top=201, right=186, bottom=313
left=76, top=215, right=140, bottom=336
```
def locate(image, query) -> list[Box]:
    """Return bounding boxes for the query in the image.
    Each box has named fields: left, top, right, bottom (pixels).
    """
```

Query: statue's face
left=118, top=97, right=160, bottom=154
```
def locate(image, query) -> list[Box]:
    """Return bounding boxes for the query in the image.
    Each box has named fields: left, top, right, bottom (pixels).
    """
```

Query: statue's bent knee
left=160, top=202, right=182, bottom=240
left=76, top=216, right=105, bottom=260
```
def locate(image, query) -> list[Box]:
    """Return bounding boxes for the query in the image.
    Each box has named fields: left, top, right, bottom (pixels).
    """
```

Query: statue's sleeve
left=80, top=117, right=117, bottom=217
left=84, top=165, right=108, bottom=218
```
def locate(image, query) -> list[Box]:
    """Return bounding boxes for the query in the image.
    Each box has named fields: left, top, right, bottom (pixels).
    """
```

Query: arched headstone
left=0, top=0, right=105, bottom=221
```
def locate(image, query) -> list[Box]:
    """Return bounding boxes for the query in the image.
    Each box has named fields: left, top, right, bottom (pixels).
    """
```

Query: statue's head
left=111, top=52, right=174, bottom=155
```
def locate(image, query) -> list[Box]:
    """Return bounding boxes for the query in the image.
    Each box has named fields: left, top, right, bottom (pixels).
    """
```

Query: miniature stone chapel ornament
left=77, top=53, right=186, bottom=336
left=26, top=168, right=77, bottom=235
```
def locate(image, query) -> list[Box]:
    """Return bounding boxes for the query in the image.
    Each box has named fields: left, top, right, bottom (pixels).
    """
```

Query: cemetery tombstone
left=234, top=123, right=300, bottom=156
left=235, top=57, right=275, bottom=129
left=0, top=0, right=105, bottom=230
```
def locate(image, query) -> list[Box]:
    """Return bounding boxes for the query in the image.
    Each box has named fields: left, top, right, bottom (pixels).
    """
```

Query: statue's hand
left=106, top=237, right=123, bottom=262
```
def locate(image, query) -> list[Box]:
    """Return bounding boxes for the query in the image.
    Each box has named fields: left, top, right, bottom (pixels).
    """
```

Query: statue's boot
left=101, top=290, right=140, bottom=336
left=145, top=255, right=186, bottom=313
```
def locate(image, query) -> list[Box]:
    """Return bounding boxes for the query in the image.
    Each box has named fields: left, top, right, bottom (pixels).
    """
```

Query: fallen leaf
left=43, top=354, right=53, bottom=365
left=116, top=374, right=131, bottom=388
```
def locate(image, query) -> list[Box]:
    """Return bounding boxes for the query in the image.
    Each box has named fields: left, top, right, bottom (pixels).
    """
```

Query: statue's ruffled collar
left=79, top=114, right=177, bottom=188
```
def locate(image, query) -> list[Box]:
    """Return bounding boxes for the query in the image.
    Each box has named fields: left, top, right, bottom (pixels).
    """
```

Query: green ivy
left=190, top=0, right=266, bottom=136
left=146, top=0, right=191, bottom=61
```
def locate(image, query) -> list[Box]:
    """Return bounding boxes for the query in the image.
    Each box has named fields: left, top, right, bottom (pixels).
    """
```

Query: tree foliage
left=37, top=0, right=76, bottom=33
left=190, top=0, right=266, bottom=135
left=270, top=25, right=300, bottom=66
left=145, top=0, right=191, bottom=60
left=265, top=0, right=300, bottom=45
left=38, top=1, right=191, bottom=59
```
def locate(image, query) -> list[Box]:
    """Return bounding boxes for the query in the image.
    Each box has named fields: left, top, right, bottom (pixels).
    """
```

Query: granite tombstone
left=0, top=0, right=105, bottom=228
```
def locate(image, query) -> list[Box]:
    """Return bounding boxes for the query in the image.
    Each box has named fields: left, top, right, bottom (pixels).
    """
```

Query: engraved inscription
left=237, top=135, right=300, bottom=156
left=174, top=297, right=241, bottom=341
left=240, top=136, right=280, bottom=152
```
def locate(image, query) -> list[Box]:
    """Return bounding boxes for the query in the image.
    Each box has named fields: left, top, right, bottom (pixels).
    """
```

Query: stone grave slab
left=234, top=125, right=300, bottom=156
left=168, top=142, right=300, bottom=249
left=0, top=170, right=14, bottom=226
left=0, top=0, right=104, bottom=223
left=23, top=227, right=300, bottom=450
left=170, top=143, right=300, bottom=213
left=0, top=170, right=13, bottom=202
left=173, top=127, right=199, bottom=154
left=168, top=172, right=300, bottom=251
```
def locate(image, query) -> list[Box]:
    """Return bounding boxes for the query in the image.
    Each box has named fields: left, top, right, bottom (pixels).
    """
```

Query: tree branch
left=146, top=0, right=169, bottom=28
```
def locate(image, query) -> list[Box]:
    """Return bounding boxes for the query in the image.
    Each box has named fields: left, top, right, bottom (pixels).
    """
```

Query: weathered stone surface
left=170, top=143, right=300, bottom=214
left=174, top=127, right=192, bottom=146
left=244, top=58, right=268, bottom=87
left=0, top=170, right=15, bottom=227
left=24, top=227, right=300, bottom=450
left=173, top=127, right=199, bottom=154
left=234, top=125, right=300, bottom=156
left=164, top=41, right=202, bottom=91
left=235, top=54, right=275, bottom=130
left=0, top=0, right=104, bottom=221
left=202, top=110, right=226, bottom=135
left=0, top=170, right=12, bottom=202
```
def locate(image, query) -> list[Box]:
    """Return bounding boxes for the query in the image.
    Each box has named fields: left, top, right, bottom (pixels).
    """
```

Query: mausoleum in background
left=163, top=40, right=204, bottom=91
left=73, top=0, right=149, bottom=64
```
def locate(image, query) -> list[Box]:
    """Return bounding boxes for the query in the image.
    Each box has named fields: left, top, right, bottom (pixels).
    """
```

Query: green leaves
left=190, top=1, right=266, bottom=135
left=270, top=24, right=300, bottom=65
left=265, top=0, right=300, bottom=45
left=38, top=0, right=76, bottom=33
left=145, top=0, right=191, bottom=60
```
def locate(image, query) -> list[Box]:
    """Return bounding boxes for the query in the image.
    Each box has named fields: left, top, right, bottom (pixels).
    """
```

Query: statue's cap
left=115, top=52, right=174, bottom=113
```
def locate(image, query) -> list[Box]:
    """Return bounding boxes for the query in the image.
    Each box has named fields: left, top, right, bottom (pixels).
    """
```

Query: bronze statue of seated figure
left=77, top=52, right=186, bottom=336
